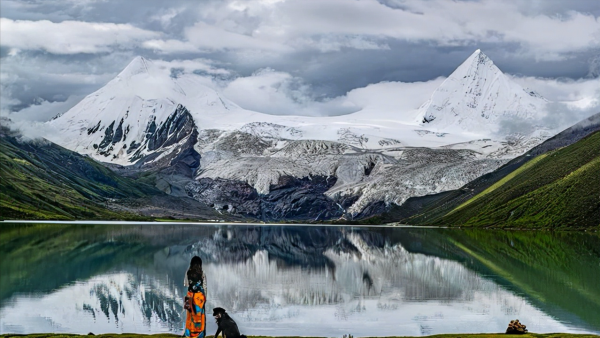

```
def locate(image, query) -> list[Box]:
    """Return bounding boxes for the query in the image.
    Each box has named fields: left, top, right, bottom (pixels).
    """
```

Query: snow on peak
left=447, top=49, right=497, bottom=89
left=117, top=56, right=151, bottom=79
left=46, top=53, right=554, bottom=167
left=46, top=56, right=253, bottom=164
left=417, top=49, right=547, bottom=136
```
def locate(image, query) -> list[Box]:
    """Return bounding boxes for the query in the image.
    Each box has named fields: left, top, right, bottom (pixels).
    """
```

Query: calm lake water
left=1, top=222, right=599, bottom=336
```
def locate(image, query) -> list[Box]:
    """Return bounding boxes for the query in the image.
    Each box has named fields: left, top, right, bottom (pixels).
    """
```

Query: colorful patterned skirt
left=184, top=283, right=206, bottom=337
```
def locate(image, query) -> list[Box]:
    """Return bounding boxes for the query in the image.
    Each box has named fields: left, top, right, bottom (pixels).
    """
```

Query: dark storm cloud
left=1, top=0, right=599, bottom=120
left=0, top=51, right=124, bottom=116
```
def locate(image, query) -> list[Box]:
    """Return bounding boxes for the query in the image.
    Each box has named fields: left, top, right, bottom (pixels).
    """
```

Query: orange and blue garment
left=184, top=281, right=206, bottom=338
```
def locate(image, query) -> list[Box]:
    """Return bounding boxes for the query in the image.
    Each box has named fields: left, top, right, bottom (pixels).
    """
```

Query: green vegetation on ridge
left=0, top=128, right=158, bottom=220
left=450, top=153, right=549, bottom=214
left=407, top=131, right=600, bottom=228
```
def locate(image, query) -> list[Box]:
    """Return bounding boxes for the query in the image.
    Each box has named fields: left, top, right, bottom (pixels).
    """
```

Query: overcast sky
left=1, top=0, right=599, bottom=122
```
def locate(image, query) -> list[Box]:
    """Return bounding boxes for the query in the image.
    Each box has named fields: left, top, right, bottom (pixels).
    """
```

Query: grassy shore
left=1, top=334, right=599, bottom=338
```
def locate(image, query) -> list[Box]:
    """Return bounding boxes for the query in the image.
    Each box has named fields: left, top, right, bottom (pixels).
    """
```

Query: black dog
left=213, top=307, right=246, bottom=338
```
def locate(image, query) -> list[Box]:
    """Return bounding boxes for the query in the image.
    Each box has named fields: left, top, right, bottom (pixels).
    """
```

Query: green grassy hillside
left=407, top=131, right=600, bottom=228
left=367, top=113, right=600, bottom=228
left=0, top=128, right=158, bottom=220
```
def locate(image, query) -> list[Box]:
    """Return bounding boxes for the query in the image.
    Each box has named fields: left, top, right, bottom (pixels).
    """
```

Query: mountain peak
left=117, top=56, right=151, bottom=79
left=417, top=49, right=547, bottom=135
left=451, top=49, right=496, bottom=81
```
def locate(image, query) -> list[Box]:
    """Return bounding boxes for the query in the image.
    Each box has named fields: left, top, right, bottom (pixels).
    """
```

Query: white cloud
left=0, top=51, right=126, bottom=118
left=142, top=39, right=199, bottom=54
left=144, top=21, right=291, bottom=54
left=0, top=18, right=160, bottom=54
left=343, top=79, right=445, bottom=120
left=293, top=35, right=390, bottom=52
left=157, top=0, right=599, bottom=60
left=149, top=8, right=185, bottom=29
left=2, top=0, right=597, bottom=60
left=7, top=95, right=84, bottom=122
left=0, top=94, right=21, bottom=113
left=220, top=70, right=444, bottom=118
left=222, top=68, right=358, bottom=116
left=153, top=59, right=232, bottom=76
left=2, top=0, right=598, bottom=122
left=3, top=118, right=61, bottom=142
left=505, top=75, right=600, bottom=132
left=507, top=75, right=600, bottom=105
left=221, top=68, right=599, bottom=122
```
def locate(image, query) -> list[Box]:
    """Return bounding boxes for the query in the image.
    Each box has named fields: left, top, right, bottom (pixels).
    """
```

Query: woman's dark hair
left=187, top=256, right=203, bottom=284
left=190, top=256, right=202, bottom=267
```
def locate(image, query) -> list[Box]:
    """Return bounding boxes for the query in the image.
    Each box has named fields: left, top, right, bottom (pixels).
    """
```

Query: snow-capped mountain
left=48, top=52, right=547, bottom=167
left=47, top=56, right=259, bottom=167
left=417, top=49, right=548, bottom=134
left=46, top=51, right=557, bottom=220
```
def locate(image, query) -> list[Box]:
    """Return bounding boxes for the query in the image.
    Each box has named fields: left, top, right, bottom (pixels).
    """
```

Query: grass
left=449, top=153, right=548, bottom=214
left=413, top=131, right=600, bottom=229
left=0, top=129, right=158, bottom=221
left=462, top=156, right=600, bottom=228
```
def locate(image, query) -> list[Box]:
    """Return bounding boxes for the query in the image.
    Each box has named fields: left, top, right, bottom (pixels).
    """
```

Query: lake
left=1, top=222, right=599, bottom=336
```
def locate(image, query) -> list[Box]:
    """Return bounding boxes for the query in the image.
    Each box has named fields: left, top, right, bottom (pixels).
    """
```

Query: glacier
left=46, top=50, right=558, bottom=220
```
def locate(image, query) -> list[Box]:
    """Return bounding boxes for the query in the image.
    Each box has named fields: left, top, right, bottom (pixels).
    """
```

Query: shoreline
left=1, top=220, right=598, bottom=232
left=0, top=219, right=437, bottom=228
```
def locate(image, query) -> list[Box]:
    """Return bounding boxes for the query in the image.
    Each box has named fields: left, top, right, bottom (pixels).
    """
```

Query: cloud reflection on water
left=0, top=228, right=580, bottom=336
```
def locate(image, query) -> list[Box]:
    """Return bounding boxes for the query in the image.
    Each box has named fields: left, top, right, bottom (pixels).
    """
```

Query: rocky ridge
left=45, top=51, right=563, bottom=221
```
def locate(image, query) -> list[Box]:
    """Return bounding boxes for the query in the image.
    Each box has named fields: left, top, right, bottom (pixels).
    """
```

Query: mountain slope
left=48, top=51, right=552, bottom=165
left=406, top=130, right=600, bottom=228
left=0, top=126, right=163, bottom=220
left=0, top=126, right=236, bottom=221
left=46, top=56, right=227, bottom=167
left=41, top=51, right=571, bottom=221
left=417, top=49, right=547, bottom=134
left=375, top=112, right=600, bottom=226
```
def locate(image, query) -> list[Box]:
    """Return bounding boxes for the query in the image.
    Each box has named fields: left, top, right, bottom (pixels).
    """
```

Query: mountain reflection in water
left=0, top=224, right=598, bottom=336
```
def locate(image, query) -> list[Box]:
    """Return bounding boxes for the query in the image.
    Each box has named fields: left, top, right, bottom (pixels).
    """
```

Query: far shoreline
left=0, top=219, right=440, bottom=228
left=1, top=220, right=598, bottom=232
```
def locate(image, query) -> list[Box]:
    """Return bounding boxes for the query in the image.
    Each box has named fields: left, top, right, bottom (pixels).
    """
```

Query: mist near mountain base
left=497, top=102, right=600, bottom=137
left=2, top=118, right=60, bottom=143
